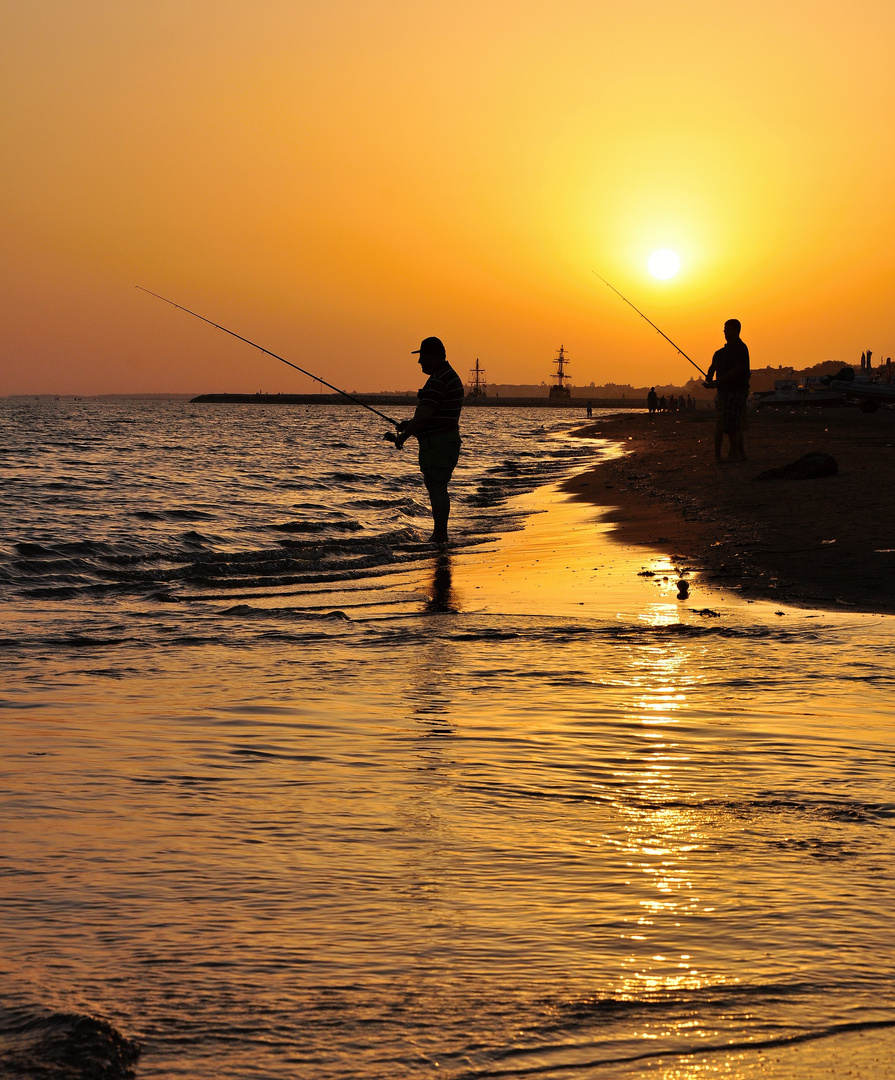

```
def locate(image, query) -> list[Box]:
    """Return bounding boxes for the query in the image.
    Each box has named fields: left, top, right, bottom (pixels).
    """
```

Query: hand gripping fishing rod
left=592, top=272, right=707, bottom=379
left=137, top=286, right=402, bottom=428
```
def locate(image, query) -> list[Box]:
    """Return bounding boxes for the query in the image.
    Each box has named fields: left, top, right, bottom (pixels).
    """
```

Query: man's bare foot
left=428, top=533, right=449, bottom=545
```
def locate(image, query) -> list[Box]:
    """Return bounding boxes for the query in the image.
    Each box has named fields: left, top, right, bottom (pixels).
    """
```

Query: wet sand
left=563, top=407, right=895, bottom=614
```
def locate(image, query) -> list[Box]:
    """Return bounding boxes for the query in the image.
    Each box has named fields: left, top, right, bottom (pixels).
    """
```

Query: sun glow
left=648, top=249, right=681, bottom=279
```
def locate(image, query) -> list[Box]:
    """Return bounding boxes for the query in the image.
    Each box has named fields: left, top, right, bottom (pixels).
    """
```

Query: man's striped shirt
left=417, top=363, right=464, bottom=437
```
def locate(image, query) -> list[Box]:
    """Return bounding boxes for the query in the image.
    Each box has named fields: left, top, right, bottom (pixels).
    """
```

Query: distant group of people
left=647, top=389, right=697, bottom=414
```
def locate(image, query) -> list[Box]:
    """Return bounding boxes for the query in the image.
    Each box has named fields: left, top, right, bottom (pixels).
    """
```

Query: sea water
left=1, top=398, right=893, bottom=1079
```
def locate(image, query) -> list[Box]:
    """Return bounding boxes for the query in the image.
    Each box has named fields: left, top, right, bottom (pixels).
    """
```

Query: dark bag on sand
left=753, top=452, right=838, bottom=482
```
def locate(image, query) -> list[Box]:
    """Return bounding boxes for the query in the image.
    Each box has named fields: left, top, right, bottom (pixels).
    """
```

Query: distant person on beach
left=585, top=400, right=593, bottom=418
left=659, top=395, right=666, bottom=411
left=647, top=387, right=658, bottom=415
left=394, top=336, right=464, bottom=543
left=705, top=319, right=750, bottom=462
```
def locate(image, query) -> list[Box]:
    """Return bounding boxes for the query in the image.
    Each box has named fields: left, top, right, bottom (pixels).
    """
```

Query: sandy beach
left=562, top=407, right=895, bottom=615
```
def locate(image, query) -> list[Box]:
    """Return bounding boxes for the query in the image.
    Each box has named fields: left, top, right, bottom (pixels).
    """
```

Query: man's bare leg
left=424, top=477, right=450, bottom=543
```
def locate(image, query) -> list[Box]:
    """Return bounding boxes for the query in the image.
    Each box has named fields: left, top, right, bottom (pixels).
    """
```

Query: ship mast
left=549, top=345, right=571, bottom=399
left=467, top=358, right=487, bottom=397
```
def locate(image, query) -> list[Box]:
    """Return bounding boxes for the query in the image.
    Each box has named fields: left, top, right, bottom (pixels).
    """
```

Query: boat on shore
left=752, top=377, right=845, bottom=409
left=829, top=377, right=895, bottom=411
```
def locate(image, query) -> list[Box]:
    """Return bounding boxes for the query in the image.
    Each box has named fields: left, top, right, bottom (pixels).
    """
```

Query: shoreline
left=562, top=408, right=895, bottom=615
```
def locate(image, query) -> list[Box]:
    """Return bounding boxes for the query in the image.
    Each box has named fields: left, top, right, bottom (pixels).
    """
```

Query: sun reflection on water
left=604, top=624, right=740, bottom=1012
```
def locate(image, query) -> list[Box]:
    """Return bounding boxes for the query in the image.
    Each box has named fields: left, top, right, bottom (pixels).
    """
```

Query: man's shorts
left=418, top=429, right=462, bottom=485
left=715, top=388, right=750, bottom=435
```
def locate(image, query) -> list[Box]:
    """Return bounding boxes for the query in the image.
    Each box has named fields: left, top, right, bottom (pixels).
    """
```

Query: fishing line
left=592, top=272, right=707, bottom=378
left=137, top=287, right=401, bottom=426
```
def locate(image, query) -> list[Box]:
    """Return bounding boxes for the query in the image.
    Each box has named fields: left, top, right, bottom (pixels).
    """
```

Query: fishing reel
left=384, top=422, right=408, bottom=450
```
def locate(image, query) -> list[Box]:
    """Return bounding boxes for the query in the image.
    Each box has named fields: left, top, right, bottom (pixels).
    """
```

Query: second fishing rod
left=592, top=272, right=709, bottom=381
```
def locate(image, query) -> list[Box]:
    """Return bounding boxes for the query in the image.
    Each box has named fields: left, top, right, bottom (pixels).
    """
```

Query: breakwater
left=190, top=393, right=642, bottom=409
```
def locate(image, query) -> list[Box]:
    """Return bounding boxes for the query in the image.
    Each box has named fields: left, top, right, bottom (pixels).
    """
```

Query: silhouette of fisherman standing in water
left=393, top=337, right=464, bottom=544
left=705, top=319, right=750, bottom=462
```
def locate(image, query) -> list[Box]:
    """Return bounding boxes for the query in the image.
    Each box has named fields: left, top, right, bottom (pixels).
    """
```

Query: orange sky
left=2, top=0, right=894, bottom=395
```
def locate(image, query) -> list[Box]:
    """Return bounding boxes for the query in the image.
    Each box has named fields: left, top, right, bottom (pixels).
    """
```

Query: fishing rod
left=592, top=272, right=707, bottom=379
left=137, top=286, right=401, bottom=427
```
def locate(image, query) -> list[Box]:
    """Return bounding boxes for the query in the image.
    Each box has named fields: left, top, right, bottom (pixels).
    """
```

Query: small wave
left=546, top=978, right=824, bottom=1030
left=20, top=586, right=82, bottom=599
left=160, top=508, right=216, bottom=520
left=180, top=530, right=212, bottom=545
left=270, top=520, right=363, bottom=534
left=12, top=540, right=117, bottom=563
left=455, top=1016, right=895, bottom=1080
left=222, top=604, right=352, bottom=620
left=460, top=779, right=895, bottom=824
left=74, top=667, right=143, bottom=679
left=59, top=540, right=117, bottom=556
left=97, top=548, right=180, bottom=566
left=769, top=837, right=857, bottom=859
left=437, top=617, right=822, bottom=647
left=134, top=508, right=218, bottom=522
left=348, top=496, right=422, bottom=510
left=329, top=471, right=373, bottom=483
left=13, top=543, right=59, bottom=557
left=6, top=531, right=430, bottom=597
left=451, top=983, right=895, bottom=1080
left=264, top=529, right=395, bottom=553
left=13, top=558, right=86, bottom=578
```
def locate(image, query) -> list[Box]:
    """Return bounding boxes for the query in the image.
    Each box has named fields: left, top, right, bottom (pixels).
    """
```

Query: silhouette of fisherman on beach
left=393, top=337, right=464, bottom=544
left=647, top=387, right=658, bottom=415
left=705, top=319, right=750, bottom=462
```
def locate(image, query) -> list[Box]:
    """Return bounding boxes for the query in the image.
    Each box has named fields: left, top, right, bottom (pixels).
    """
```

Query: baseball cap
left=412, top=336, right=446, bottom=360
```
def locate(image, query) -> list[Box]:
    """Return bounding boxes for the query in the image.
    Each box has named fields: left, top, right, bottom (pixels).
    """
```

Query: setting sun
left=647, top=249, right=681, bottom=280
